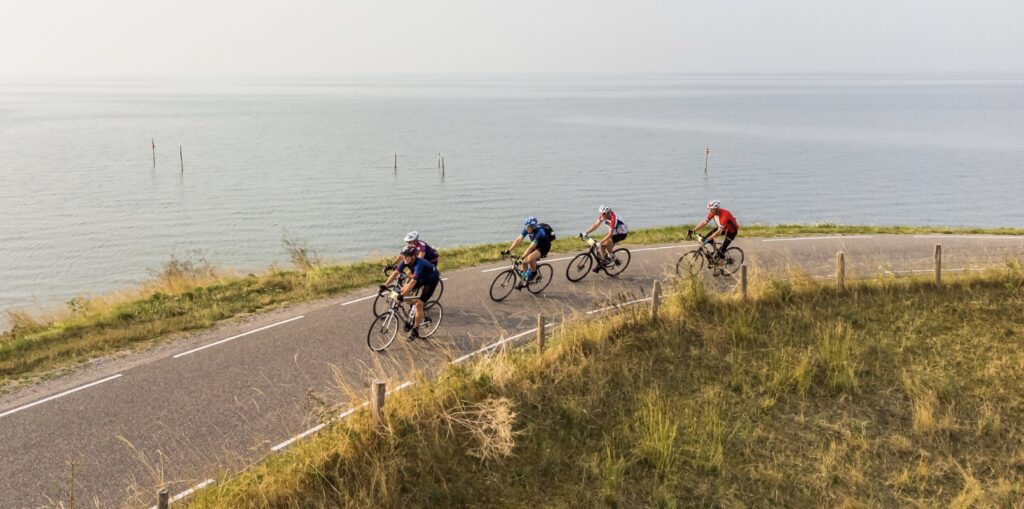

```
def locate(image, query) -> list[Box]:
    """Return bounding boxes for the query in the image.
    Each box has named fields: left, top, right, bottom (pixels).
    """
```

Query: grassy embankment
left=185, top=264, right=1024, bottom=508
left=2, top=224, right=1022, bottom=388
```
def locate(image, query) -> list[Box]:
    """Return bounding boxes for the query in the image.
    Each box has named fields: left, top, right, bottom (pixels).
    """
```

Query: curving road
left=1, top=234, right=1022, bottom=508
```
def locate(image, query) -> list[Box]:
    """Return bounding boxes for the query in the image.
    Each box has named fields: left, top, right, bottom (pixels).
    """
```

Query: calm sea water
left=1, top=75, right=1022, bottom=318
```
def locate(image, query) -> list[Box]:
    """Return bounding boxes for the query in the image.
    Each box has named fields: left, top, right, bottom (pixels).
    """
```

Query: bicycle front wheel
left=372, top=293, right=390, bottom=317
left=565, top=253, right=592, bottom=282
left=367, top=312, right=399, bottom=352
left=603, top=248, right=631, bottom=277
left=721, top=247, right=745, bottom=274
left=527, top=263, right=554, bottom=294
left=489, top=269, right=518, bottom=302
left=675, top=250, right=705, bottom=277
left=417, top=301, right=443, bottom=338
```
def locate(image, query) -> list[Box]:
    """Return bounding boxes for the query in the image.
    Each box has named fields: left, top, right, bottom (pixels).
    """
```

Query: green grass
left=2, top=223, right=1022, bottom=388
left=183, top=264, right=1024, bottom=508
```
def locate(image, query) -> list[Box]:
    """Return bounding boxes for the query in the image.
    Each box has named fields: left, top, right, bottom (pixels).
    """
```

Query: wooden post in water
left=393, top=151, right=397, bottom=174
left=371, top=380, right=386, bottom=426
left=441, top=154, right=445, bottom=177
left=536, top=314, right=546, bottom=352
left=151, top=138, right=156, bottom=168
left=178, top=144, right=183, bottom=174
left=651, top=280, right=662, bottom=320
left=740, top=264, right=748, bottom=299
left=934, top=245, right=942, bottom=286
left=704, top=146, right=710, bottom=174
left=836, top=252, right=846, bottom=292
left=157, top=489, right=169, bottom=509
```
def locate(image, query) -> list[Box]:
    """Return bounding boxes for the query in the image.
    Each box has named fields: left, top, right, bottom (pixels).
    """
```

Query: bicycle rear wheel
left=603, top=248, right=631, bottom=277
left=721, top=247, right=745, bottom=274
left=433, top=279, right=445, bottom=302
left=366, top=312, right=399, bottom=352
left=489, top=269, right=518, bottom=302
left=565, top=253, right=592, bottom=282
left=527, top=263, right=553, bottom=294
left=675, top=250, right=705, bottom=277
left=416, top=301, right=443, bottom=338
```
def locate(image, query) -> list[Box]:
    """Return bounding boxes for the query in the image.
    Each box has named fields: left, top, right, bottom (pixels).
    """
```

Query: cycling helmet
left=400, top=246, right=418, bottom=257
left=404, top=231, right=419, bottom=243
left=707, top=200, right=721, bottom=209
left=598, top=204, right=611, bottom=214
left=523, top=216, right=539, bottom=227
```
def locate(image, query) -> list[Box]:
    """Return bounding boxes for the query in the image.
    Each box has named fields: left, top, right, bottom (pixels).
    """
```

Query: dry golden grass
left=177, top=263, right=1024, bottom=508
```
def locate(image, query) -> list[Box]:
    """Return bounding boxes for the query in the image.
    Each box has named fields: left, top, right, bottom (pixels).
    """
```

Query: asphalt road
left=1, top=234, right=1022, bottom=508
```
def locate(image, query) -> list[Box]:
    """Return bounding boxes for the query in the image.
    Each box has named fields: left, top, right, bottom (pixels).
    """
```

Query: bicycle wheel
left=432, top=278, right=445, bottom=302
left=489, top=269, right=518, bottom=302
left=416, top=301, right=443, bottom=338
left=721, top=247, right=745, bottom=274
left=372, top=292, right=390, bottom=317
left=527, top=263, right=554, bottom=294
left=366, top=312, right=399, bottom=352
left=675, top=250, right=705, bottom=277
left=565, top=253, right=592, bottom=282
left=603, top=248, right=631, bottom=277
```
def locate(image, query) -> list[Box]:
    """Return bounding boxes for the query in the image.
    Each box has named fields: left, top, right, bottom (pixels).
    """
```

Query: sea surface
left=1, top=74, right=1022, bottom=319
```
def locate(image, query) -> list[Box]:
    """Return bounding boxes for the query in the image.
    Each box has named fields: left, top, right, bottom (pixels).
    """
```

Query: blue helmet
left=523, top=216, right=539, bottom=227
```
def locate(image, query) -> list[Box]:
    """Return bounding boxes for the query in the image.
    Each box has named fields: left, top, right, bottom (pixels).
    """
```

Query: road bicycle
left=367, top=289, right=443, bottom=352
left=488, top=254, right=553, bottom=302
left=675, top=230, right=745, bottom=277
left=566, top=234, right=631, bottom=282
left=373, top=266, right=444, bottom=317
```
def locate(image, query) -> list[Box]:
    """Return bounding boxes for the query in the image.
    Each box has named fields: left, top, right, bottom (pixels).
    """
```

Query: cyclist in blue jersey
left=501, top=216, right=552, bottom=282
left=582, top=205, right=628, bottom=272
left=380, top=245, right=440, bottom=339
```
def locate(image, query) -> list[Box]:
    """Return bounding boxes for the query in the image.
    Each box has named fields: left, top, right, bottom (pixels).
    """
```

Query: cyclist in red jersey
left=691, top=200, right=739, bottom=259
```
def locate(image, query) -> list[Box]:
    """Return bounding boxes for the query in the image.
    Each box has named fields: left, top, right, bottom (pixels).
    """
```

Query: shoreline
left=2, top=223, right=1023, bottom=389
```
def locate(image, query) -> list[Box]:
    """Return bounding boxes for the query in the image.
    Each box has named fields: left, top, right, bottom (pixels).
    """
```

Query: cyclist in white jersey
left=582, top=205, right=628, bottom=272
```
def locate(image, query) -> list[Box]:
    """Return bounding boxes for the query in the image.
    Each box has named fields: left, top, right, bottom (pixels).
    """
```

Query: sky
left=0, top=0, right=1021, bottom=77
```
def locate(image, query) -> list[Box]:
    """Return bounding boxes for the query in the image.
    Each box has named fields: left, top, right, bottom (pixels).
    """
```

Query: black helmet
left=400, top=246, right=418, bottom=257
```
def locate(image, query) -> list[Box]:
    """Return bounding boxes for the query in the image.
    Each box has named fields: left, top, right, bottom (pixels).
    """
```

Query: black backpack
left=538, top=222, right=556, bottom=241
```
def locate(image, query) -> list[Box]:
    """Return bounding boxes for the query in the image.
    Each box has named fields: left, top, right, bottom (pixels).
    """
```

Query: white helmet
left=598, top=204, right=611, bottom=214
left=403, top=231, right=419, bottom=242
left=707, top=200, right=721, bottom=209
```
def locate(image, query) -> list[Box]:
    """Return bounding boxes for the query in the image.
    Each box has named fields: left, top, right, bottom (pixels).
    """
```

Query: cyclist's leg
left=524, top=250, right=541, bottom=272
left=719, top=231, right=737, bottom=256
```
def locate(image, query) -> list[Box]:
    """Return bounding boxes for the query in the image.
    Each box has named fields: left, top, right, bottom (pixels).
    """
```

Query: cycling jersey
left=706, top=208, right=739, bottom=234
left=521, top=226, right=552, bottom=245
left=411, top=240, right=439, bottom=264
left=601, top=212, right=628, bottom=235
left=397, top=257, right=440, bottom=285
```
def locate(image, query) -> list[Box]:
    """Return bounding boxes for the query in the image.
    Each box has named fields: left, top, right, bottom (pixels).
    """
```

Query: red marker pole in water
left=704, top=146, right=710, bottom=174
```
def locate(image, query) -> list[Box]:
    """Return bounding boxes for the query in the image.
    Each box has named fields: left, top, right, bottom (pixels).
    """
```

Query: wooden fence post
left=371, top=381, right=386, bottom=426
left=740, top=264, right=748, bottom=299
left=536, top=314, right=546, bottom=352
left=651, top=280, right=662, bottom=320
left=157, top=489, right=169, bottom=509
left=836, top=252, right=846, bottom=292
left=934, top=244, right=942, bottom=286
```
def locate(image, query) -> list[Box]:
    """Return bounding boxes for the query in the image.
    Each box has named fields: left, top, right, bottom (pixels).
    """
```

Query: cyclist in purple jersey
left=389, top=231, right=440, bottom=270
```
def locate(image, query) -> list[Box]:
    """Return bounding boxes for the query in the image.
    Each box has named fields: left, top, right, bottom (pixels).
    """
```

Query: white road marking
left=0, top=374, right=123, bottom=419
left=481, top=256, right=574, bottom=273
left=913, top=235, right=1024, bottom=239
left=271, top=423, right=326, bottom=452
left=172, top=316, right=305, bottom=359
left=762, top=236, right=873, bottom=242
left=631, top=245, right=690, bottom=252
left=148, top=479, right=216, bottom=508
left=587, top=297, right=654, bottom=315
left=453, top=323, right=555, bottom=364
left=341, top=294, right=375, bottom=306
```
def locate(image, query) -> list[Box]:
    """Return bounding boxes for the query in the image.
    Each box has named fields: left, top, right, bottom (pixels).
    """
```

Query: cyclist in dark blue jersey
left=380, top=245, right=440, bottom=339
left=501, top=216, right=551, bottom=282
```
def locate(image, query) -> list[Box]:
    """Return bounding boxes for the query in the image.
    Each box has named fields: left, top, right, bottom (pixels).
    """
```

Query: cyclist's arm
left=508, top=235, right=524, bottom=252
left=384, top=270, right=400, bottom=287
left=583, top=219, right=601, bottom=236
left=706, top=225, right=725, bottom=242
left=523, top=240, right=538, bottom=257
left=693, top=219, right=709, bottom=231
left=400, top=276, right=417, bottom=296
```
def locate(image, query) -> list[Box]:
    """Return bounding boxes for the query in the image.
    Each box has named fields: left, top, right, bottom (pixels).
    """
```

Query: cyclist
left=389, top=231, right=439, bottom=269
left=582, top=205, right=628, bottom=272
left=380, top=245, right=440, bottom=339
left=501, top=216, right=552, bottom=283
left=690, top=200, right=739, bottom=261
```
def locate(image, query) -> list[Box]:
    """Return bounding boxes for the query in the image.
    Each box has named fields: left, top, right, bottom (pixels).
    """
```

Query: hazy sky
left=1, top=0, right=1021, bottom=76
